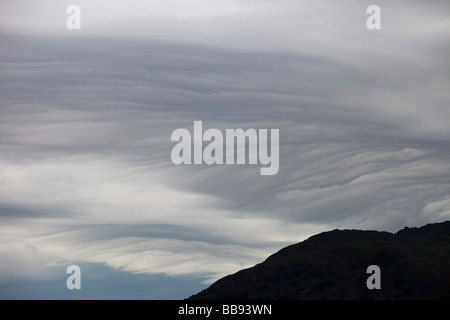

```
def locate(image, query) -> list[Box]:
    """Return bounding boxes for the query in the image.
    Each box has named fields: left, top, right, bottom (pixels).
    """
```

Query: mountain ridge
left=189, top=221, right=450, bottom=300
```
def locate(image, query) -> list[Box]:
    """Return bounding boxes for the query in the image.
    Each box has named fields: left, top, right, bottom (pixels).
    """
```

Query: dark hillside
left=189, top=221, right=450, bottom=300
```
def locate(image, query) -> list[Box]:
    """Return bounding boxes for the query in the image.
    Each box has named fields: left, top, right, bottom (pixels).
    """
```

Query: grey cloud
left=2, top=33, right=449, bottom=210
left=1, top=0, right=449, bottom=299
left=38, top=223, right=238, bottom=246
left=2, top=31, right=449, bottom=232
left=0, top=202, right=79, bottom=219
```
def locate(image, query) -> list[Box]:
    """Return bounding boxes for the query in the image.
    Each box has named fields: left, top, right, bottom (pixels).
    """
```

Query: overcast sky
left=1, top=0, right=449, bottom=299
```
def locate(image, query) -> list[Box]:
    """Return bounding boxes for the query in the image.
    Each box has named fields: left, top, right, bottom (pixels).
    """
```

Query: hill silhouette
left=189, top=221, right=450, bottom=300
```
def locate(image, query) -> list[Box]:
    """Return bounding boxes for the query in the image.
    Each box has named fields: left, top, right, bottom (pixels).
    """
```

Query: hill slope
left=189, top=221, right=450, bottom=300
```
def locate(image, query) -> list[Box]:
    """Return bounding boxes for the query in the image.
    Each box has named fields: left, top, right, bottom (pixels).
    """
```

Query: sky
left=0, top=0, right=449, bottom=299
